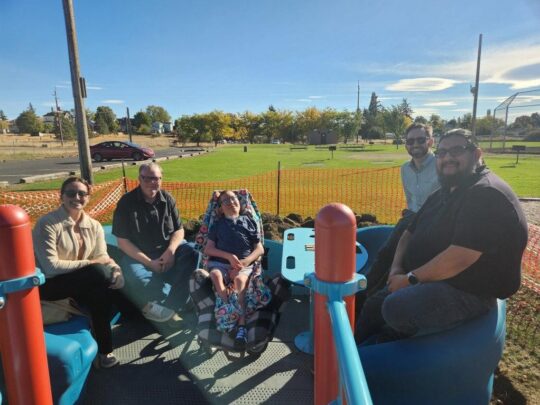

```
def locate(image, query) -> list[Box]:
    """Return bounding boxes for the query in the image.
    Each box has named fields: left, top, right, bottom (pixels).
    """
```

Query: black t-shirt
left=112, top=187, right=183, bottom=256
left=405, top=168, right=528, bottom=299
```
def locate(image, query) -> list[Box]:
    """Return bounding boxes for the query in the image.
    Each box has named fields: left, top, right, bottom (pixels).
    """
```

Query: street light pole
left=62, top=0, right=93, bottom=184
left=471, top=33, right=482, bottom=141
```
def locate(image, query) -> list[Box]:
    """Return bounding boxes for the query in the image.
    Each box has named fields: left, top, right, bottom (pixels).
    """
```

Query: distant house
left=152, top=122, right=164, bottom=134
left=42, top=110, right=73, bottom=125
left=117, top=117, right=135, bottom=133
left=8, top=120, right=19, bottom=133
left=163, top=122, right=174, bottom=133
left=308, top=130, right=338, bottom=145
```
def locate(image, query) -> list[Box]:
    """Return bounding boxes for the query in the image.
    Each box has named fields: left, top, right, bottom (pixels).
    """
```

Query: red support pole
left=314, top=203, right=357, bottom=405
left=0, top=205, right=52, bottom=405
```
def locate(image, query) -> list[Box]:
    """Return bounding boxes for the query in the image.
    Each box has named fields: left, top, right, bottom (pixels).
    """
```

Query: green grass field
left=11, top=144, right=540, bottom=197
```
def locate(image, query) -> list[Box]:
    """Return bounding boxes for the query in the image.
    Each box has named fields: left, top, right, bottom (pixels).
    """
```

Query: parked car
left=90, top=141, right=155, bottom=162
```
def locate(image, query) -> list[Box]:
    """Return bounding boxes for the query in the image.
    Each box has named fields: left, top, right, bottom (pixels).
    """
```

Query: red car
left=90, top=141, right=155, bottom=162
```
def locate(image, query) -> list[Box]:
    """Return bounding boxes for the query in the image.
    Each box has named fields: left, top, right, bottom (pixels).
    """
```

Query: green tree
left=429, top=114, right=445, bottom=135
left=146, top=105, right=171, bottom=123
left=54, top=115, right=76, bottom=140
left=133, top=111, right=152, bottom=131
left=15, top=108, right=43, bottom=134
left=531, top=112, right=540, bottom=128
left=414, top=116, right=428, bottom=124
left=398, top=98, right=414, bottom=120
left=476, top=115, right=504, bottom=136
left=382, top=105, right=412, bottom=146
left=335, top=110, right=361, bottom=143
left=28, top=103, right=35, bottom=113
left=0, top=110, right=7, bottom=120
left=239, top=111, right=263, bottom=143
left=94, top=106, right=118, bottom=134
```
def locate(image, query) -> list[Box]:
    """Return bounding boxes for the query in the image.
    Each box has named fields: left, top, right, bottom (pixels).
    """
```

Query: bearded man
left=356, top=129, right=528, bottom=343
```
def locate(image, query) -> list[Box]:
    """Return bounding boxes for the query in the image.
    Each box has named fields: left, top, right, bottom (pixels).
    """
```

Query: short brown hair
left=405, top=123, right=433, bottom=138
left=60, top=176, right=91, bottom=195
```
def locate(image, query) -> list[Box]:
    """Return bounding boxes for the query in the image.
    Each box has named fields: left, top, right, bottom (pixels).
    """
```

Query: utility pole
left=471, top=33, right=482, bottom=141
left=126, top=107, right=133, bottom=143
left=53, top=87, right=64, bottom=147
left=62, top=0, right=93, bottom=184
left=356, top=81, right=361, bottom=143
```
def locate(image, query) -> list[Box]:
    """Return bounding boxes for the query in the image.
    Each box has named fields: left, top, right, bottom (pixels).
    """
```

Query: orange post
left=0, top=205, right=52, bottom=405
left=314, top=203, right=357, bottom=405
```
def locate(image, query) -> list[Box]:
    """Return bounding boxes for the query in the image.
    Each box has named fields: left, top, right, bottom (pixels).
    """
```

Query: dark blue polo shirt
left=207, top=215, right=260, bottom=263
left=405, top=168, right=528, bottom=299
left=112, top=187, right=182, bottom=256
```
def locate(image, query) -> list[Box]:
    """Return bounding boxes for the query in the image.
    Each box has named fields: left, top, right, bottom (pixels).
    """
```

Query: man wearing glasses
left=112, top=162, right=196, bottom=323
left=356, top=124, right=439, bottom=318
left=356, top=129, right=528, bottom=343
left=401, top=123, right=439, bottom=214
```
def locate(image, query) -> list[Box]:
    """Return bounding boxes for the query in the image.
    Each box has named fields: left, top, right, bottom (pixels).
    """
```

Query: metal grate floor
left=83, top=296, right=313, bottom=404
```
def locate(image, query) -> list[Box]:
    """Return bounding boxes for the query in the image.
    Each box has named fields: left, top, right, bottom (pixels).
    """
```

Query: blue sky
left=1, top=0, right=539, bottom=122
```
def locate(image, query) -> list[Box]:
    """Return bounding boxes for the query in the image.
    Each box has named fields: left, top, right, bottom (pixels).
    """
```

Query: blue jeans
left=356, top=282, right=495, bottom=343
left=120, top=242, right=197, bottom=311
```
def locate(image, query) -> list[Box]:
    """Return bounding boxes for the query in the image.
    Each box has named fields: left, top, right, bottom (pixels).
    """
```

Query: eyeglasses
left=219, top=196, right=238, bottom=206
left=140, top=175, right=162, bottom=183
left=63, top=190, right=89, bottom=198
left=405, top=137, right=427, bottom=146
left=434, top=145, right=473, bottom=158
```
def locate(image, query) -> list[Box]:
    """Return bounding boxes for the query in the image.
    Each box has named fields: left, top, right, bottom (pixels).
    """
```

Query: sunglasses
left=140, top=175, right=162, bottom=183
left=434, top=145, right=474, bottom=158
left=219, top=196, right=238, bottom=206
left=405, top=137, right=427, bottom=146
left=64, top=190, right=89, bottom=198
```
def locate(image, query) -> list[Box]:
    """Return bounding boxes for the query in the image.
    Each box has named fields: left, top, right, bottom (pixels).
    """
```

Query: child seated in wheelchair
left=203, top=190, right=265, bottom=350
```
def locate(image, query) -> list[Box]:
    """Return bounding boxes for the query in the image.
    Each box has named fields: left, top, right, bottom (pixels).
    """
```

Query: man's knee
left=381, top=291, right=416, bottom=335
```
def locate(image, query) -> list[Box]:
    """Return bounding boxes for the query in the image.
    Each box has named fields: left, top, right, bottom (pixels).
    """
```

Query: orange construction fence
left=0, top=167, right=539, bottom=291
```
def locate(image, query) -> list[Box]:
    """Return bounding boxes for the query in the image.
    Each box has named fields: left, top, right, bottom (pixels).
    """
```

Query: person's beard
left=438, top=171, right=468, bottom=189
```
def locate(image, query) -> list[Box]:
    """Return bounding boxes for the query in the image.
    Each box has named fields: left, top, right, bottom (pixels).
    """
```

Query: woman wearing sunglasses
left=33, top=176, right=124, bottom=368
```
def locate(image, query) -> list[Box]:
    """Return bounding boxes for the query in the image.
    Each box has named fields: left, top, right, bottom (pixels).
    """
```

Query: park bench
left=290, top=145, right=308, bottom=150
left=338, top=144, right=365, bottom=150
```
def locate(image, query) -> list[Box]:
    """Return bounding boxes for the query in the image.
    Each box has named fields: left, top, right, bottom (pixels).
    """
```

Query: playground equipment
left=0, top=205, right=52, bottom=404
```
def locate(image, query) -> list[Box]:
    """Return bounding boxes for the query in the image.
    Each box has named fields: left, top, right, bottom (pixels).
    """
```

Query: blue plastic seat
left=356, top=225, right=394, bottom=274
left=358, top=300, right=505, bottom=405
left=44, top=316, right=98, bottom=405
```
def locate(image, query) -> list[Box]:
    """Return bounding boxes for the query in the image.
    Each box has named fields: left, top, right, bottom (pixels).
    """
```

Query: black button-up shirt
left=112, top=187, right=182, bottom=256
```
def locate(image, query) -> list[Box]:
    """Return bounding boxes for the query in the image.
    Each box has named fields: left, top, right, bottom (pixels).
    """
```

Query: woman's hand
left=91, top=256, right=115, bottom=266
left=109, top=268, right=125, bottom=289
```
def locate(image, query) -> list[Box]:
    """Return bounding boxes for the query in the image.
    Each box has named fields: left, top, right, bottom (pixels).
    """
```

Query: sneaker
left=142, top=301, right=175, bottom=323
left=234, top=326, right=248, bottom=350
left=94, top=352, right=119, bottom=369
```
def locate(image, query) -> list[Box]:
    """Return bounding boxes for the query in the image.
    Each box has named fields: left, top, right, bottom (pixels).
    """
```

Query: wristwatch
left=407, top=271, right=419, bottom=285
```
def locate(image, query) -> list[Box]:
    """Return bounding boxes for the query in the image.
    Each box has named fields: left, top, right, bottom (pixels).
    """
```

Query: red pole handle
left=314, top=203, right=357, bottom=405
left=0, top=205, right=52, bottom=405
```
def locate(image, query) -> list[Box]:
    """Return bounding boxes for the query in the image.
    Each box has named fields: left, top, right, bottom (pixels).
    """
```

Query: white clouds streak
left=387, top=78, right=460, bottom=91
left=102, top=99, right=124, bottom=104
left=376, top=38, right=540, bottom=92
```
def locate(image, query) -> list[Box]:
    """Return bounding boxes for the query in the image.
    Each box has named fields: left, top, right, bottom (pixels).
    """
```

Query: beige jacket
left=33, top=206, right=109, bottom=278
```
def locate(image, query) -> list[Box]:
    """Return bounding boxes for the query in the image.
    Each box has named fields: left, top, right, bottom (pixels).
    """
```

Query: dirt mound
left=183, top=212, right=381, bottom=242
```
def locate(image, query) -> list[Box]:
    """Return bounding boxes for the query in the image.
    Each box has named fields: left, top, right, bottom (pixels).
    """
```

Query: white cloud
left=87, top=85, right=103, bottom=90
left=102, top=99, right=124, bottom=104
left=451, top=108, right=471, bottom=112
left=296, top=98, right=313, bottom=102
left=386, top=78, right=460, bottom=92
left=413, top=108, right=439, bottom=117
left=308, top=95, right=324, bottom=99
left=424, top=101, right=456, bottom=107
left=361, top=37, right=540, bottom=91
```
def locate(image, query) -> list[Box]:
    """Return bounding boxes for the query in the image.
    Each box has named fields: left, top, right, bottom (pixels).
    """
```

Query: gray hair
left=138, top=162, right=163, bottom=175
